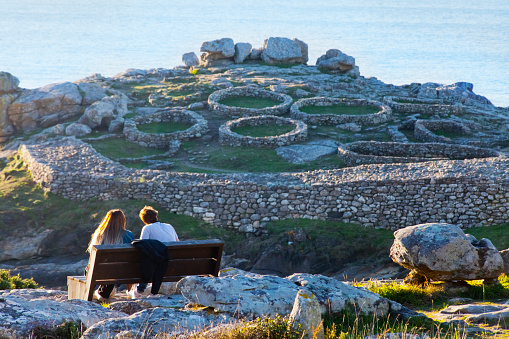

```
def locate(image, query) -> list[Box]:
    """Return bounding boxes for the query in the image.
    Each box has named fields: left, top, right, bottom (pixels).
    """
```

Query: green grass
left=232, top=124, right=295, bottom=137
left=137, top=121, right=192, bottom=134
left=300, top=104, right=379, bottom=116
left=219, top=96, right=282, bottom=109
left=30, top=320, right=85, bottom=339
left=468, top=223, right=509, bottom=250
left=87, top=138, right=167, bottom=159
left=433, top=130, right=465, bottom=139
left=163, top=77, right=198, bottom=84
left=193, top=144, right=346, bottom=173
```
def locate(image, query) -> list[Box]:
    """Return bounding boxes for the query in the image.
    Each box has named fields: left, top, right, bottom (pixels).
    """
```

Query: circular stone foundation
left=383, top=96, right=462, bottom=117
left=414, top=119, right=471, bottom=144
left=219, top=115, right=307, bottom=148
left=123, top=108, right=208, bottom=148
left=208, top=86, right=293, bottom=117
left=338, top=141, right=501, bottom=166
left=290, top=97, right=392, bottom=126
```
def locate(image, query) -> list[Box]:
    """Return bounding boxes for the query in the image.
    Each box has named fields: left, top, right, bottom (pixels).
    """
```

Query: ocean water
left=1, top=0, right=508, bottom=106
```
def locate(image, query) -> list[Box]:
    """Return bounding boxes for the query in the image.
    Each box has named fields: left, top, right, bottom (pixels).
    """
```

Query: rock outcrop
left=0, top=270, right=392, bottom=338
left=261, top=37, right=308, bottom=64
left=390, top=223, right=504, bottom=281
left=182, top=52, right=200, bottom=68
left=316, top=49, right=359, bottom=76
left=78, top=94, right=128, bottom=130
left=200, top=38, right=235, bottom=67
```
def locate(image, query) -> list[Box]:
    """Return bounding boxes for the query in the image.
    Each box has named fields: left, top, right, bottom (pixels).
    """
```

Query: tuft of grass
left=218, top=96, right=282, bottom=109
left=30, top=320, right=85, bottom=339
left=300, top=104, right=379, bottom=116
left=467, top=223, right=509, bottom=251
left=137, top=121, right=192, bottom=134
left=0, top=269, right=38, bottom=289
left=366, top=281, right=447, bottom=309
left=87, top=138, right=167, bottom=159
left=232, top=124, right=295, bottom=137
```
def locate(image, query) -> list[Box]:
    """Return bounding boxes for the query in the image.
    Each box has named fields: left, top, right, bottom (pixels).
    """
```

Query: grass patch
left=137, top=121, right=192, bottom=134
left=300, top=104, right=379, bottom=116
left=198, top=145, right=346, bottom=173
left=30, top=320, right=85, bottom=339
left=232, top=124, right=295, bottom=137
left=467, top=223, right=509, bottom=250
left=87, top=138, right=166, bottom=159
left=163, top=77, right=198, bottom=84
left=219, top=96, right=282, bottom=109
left=0, top=269, right=38, bottom=289
left=433, top=130, right=465, bottom=139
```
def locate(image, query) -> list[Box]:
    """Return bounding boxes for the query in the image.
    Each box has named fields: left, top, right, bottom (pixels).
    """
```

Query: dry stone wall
left=383, top=96, right=462, bottom=117
left=290, top=97, right=392, bottom=126
left=414, top=119, right=470, bottom=143
left=219, top=115, right=307, bottom=148
left=338, top=141, right=502, bottom=166
left=18, top=137, right=509, bottom=232
left=124, top=108, right=208, bottom=148
left=208, top=86, right=293, bottom=117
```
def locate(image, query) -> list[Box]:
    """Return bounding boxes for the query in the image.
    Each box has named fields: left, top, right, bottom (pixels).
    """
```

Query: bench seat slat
left=97, top=246, right=222, bottom=263
left=91, top=258, right=218, bottom=280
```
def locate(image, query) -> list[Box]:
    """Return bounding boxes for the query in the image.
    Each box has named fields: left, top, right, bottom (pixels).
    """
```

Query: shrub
left=30, top=320, right=85, bottom=339
left=0, top=269, right=38, bottom=290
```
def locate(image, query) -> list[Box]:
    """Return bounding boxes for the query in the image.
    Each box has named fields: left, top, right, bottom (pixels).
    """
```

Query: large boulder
left=390, top=223, right=504, bottom=281
left=200, top=38, right=235, bottom=67
left=182, top=52, right=199, bottom=68
left=261, top=37, right=307, bottom=64
left=7, top=82, right=82, bottom=132
left=0, top=289, right=124, bottom=338
left=177, top=270, right=389, bottom=318
left=316, top=49, right=356, bottom=72
left=0, top=72, right=20, bottom=94
left=66, top=122, right=92, bottom=137
left=79, top=95, right=128, bottom=129
left=0, top=93, right=18, bottom=141
left=234, top=42, right=252, bottom=64
left=76, top=82, right=107, bottom=105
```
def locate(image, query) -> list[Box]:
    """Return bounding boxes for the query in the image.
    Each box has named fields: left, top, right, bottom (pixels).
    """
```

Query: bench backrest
left=84, top=239, right=223, bottom=301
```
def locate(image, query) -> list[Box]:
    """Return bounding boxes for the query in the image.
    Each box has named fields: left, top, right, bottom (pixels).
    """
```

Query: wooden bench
left=67, top=239, right=224, bottom=301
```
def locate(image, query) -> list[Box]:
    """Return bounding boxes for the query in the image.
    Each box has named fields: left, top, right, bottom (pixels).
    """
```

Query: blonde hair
left=139, top=205, right=158, bottom=224
left=87, top=209, right=127, bottom=252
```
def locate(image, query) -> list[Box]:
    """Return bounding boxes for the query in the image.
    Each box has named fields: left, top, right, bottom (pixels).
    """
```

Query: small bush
left=0, top=269, right=38, bottom=290
left=30, top=320, right=86, bottom=339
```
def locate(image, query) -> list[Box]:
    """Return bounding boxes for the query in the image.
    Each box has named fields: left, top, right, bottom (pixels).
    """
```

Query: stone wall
left=208, top=86, right=293, bottom=117
left=338, top=141, right=502, bottom=166
left=290, top=97, right=392, bottom=125
left=414, top=119, right=470, bottom=143
left=18, top=137, right=509, bottom=232
left=383, top=96, right=462, bottom=117
left=124, top=108, right=208, bottom=148
left=219, top=115, right=308, bottom=148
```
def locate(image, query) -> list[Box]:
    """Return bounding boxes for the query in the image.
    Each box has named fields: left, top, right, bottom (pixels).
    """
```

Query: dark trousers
left=97, top=284, right=115, bottom=298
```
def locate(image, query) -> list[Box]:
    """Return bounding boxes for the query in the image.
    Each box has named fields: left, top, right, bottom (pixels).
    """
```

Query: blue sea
left=1, top=0, right=508, bottom=106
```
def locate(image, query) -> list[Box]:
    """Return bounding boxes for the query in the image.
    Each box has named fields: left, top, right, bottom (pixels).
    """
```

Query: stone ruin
left=219, top=115, right=308, bottom=148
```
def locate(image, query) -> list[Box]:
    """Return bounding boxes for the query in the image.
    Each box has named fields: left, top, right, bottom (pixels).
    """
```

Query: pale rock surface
left=178, top=270, right=389, bottom=318
left=7, top=82, right=82, bottom=132
left=234, top=42, right=252, bottom=64
left=248, top=47, right=263, bottom=60
left=0, top=72, right=20, bottom=94
left=0, top=93, right=18, bottom=139
left=316, top=49, right=356, bottom=71
left=0, top=289, right=124, bottom=338
left=200, top=38, right=235, bottom=67
left=200, top=38, right=235, bottom=57
left=293, top=38, right=309, bottom=64
left=440, top=304, right=507, bottom=315
left=261, top=37, right=304, bottom=64
left=289, top=289, right=324, bottom=339
left=76, top=82, right=107, bottom=105
left=337, top=122, right=362, bottom=132
left=390, top=223, right=504, bottom=281
left=276, top=140, right=338, bottom=164
left=465, top=308, right=509, bottom=325
left=79, top=95, right=128, bottom=129
left=417, top=82, right=492, bottom=106
left=66, top=122, right=92, bottom=137
left=287, top=273, right=390, bottom=316
left=182, top=52, right=200, bottom=68
left=0, top=229, right=53, bottom=261
left=499, top=248, right=509, bottom=275
left=82, top=307, right=233, bottom=339
left=108, top=118, right=125, bottom=133
left=294, top=88, right=311, bottom=98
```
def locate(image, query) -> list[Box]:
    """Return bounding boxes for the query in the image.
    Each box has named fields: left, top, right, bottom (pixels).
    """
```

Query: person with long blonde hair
left=87, top=209, right=135, bottom=300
